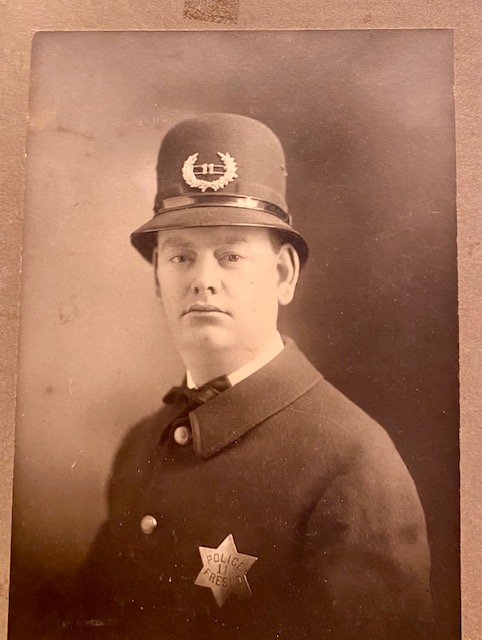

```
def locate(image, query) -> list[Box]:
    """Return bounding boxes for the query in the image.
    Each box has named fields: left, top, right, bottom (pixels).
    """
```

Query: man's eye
left=170, top=255, right=191, bottom=263
left=223, top=254, right=241, bottom=263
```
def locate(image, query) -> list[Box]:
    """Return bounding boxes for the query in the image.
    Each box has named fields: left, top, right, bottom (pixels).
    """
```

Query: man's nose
left=191, top=255, right=220, bottom=295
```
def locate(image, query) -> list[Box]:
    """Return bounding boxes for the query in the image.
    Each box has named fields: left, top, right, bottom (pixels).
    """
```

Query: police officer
left=75, top=113, right=433, bottom=639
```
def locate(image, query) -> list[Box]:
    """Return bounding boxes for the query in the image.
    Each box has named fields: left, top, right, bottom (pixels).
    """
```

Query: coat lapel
left=189, top=339, right=322, bottom=458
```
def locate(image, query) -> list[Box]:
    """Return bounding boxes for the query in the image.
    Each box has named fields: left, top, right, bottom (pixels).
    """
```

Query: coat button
left=140, top=514, right=158, bottom=534
left=173, top=425, right=192, bottom=445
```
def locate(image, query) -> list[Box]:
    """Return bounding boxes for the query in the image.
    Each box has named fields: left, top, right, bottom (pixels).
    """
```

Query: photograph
left=8, top=30, right=459, bottom=639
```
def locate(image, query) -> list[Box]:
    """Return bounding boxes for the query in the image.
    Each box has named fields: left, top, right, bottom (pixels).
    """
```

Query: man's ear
left=152, top=246, right=162, bottom=301
left=277, top=243, right=300, bottom=306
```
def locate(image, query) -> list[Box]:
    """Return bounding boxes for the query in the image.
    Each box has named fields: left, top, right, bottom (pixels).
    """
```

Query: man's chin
left=179, top=327, right=235, bottom=353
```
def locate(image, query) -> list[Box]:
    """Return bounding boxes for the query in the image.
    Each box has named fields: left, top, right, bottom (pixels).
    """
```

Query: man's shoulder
left=258, top=339, right=388, bottom=447
left=278, top=370, right=407, bottom=472
left=295, top=375, right=388, bottom=436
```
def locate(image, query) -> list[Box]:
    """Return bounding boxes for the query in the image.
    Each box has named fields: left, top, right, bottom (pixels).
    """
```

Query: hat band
left=155, top=195, right=292, bottom=225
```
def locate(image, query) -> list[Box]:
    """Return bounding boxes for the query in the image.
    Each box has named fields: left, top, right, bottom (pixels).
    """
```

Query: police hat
left=130, top=113, right=309, bottom=266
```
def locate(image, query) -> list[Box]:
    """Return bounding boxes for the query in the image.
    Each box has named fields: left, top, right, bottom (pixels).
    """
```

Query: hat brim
left=130, top=207, right=309, bottom=266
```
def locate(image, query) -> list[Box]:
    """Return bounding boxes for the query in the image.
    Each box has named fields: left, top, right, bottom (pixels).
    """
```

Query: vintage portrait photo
left=8, top=30, right=459, bottom=639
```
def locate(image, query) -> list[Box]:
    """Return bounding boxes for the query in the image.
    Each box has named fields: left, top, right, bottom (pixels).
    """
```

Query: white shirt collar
left=186, top=332, right=285, bottom=389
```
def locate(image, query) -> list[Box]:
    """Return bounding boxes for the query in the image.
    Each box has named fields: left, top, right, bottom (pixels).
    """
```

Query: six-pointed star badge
left=195, top=534, right=258, bottom=607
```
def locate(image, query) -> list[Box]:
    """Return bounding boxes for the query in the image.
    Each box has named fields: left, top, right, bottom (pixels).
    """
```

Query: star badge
left=195, top=534, right=258, bottom=607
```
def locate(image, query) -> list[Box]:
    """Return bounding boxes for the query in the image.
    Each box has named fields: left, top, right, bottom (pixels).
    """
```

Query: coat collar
left=187, top=338, right=322, bottom=458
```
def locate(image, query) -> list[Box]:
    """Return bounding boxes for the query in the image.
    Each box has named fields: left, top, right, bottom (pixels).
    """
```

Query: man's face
left=155, top=226, right=297, bottom=358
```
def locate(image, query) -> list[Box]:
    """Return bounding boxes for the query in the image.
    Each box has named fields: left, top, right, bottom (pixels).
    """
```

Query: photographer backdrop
left=10, top=30, right=458, bottom=639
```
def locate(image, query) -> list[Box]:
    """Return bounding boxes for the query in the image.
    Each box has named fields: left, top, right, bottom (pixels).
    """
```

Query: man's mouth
left=183, top=304, right=228, bottom=316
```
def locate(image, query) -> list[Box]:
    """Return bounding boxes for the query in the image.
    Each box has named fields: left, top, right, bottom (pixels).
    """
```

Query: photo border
left=1, top=2, right=480, bottom=638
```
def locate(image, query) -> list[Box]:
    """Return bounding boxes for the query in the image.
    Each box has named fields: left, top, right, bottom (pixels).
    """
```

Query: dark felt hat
left=130, top=113, right=309, bottom=265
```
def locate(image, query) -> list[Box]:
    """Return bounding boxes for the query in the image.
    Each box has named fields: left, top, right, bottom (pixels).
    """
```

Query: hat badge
left=182, top=151, right=238, bottom=192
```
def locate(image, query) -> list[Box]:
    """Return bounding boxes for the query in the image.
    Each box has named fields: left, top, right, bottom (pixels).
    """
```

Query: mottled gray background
left=9, top=30, right=458, bottom=638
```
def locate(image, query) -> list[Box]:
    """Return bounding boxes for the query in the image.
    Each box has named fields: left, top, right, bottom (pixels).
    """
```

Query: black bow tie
left=163, top=375, right=231, bottom=409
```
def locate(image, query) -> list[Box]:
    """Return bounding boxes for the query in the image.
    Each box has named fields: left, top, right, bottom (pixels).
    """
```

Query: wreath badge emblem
left=182, top=152, right=238, bottom=192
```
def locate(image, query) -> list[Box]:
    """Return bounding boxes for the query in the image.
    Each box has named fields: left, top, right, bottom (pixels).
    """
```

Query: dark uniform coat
left=75, top=339, right=432, bottom=640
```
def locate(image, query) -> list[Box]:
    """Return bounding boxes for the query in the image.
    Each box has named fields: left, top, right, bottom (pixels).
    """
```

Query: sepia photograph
left=8, top=30, right=459, bottom=639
